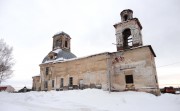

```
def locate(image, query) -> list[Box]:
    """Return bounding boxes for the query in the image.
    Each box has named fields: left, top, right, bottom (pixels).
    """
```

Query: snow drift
left=0, top=89, right=180, bottom=111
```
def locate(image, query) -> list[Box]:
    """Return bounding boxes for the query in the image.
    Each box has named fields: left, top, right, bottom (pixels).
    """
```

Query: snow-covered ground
left=0, top=89, right=180, bottom=111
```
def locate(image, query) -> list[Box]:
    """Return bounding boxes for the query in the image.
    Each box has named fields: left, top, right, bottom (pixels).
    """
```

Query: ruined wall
left=40, top=53, right=109, bottom=91
left=38, top=46, right=160, bottom=95
left=32, top=76, right=40, bottom=91
left=110, top=46, right=160, bottom=95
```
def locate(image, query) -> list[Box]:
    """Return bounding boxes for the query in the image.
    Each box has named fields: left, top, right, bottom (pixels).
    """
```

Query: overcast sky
left=0, top=0, right=180, bottom=89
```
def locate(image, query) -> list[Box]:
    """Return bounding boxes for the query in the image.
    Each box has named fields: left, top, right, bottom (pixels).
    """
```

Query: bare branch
left=0, top=39, right=15, bottom=84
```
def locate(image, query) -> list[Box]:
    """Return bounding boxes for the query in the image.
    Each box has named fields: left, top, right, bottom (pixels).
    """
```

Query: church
left=32, top=9, right=160, bottom=95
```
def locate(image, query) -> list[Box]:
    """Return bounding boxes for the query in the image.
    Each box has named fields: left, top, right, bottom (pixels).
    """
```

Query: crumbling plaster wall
left=110, top=47, right=159, bottom=93
left=39, top=46, right=160, bottom=95
left=40, top=53, right=109, bottom=91
left=32, top=76, right=40, bottom=91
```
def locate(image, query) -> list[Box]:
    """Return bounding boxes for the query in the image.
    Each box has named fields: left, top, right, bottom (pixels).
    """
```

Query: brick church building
left=32, top=9, right=160, bottom=95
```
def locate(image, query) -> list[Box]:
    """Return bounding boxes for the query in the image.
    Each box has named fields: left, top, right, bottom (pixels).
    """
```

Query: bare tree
left=0, top=39, right=14, bottom=84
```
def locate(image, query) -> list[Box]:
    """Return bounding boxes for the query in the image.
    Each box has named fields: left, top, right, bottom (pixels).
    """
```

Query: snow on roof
left=41, top=52, right=109, bottom=65
left=55, top=52, right=109, bottom=63
left=54, top=57, right=64, bottom=62
left=42, top=48, right=76, bottom=64
left=41, top=45, right=155, bottom=65
left=52, top=49, right=62, bottom=53
left=32, top=74, right=40, bottom=78
left=45, top=52, right=109, bottom=63
left=44, top=60, right=54, bottom=64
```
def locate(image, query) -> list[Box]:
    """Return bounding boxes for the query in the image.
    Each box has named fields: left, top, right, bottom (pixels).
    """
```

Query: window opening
left=69, top=77, right=73, bottom=86
left=54, top=55, right=57, bottom=59
left=50, top=56, right=53, bottom=59
left=125, top=75, right=134, bottom=84
left=46, top=67, right=49, bottom=75
left=60, top=78, right=64, bottom=88
left=65, top=40, right=68, bottom=48
left=52, top=80, right=54, bottom=88
left=44, top=81, right=48, bottom=88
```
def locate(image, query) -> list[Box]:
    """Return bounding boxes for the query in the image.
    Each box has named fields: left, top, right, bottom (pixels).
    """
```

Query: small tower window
left=65, top=40, right=68, bottom=48
left=124, top=15, right=128, bottom=21
left=50, top=56, right=53, bottom=59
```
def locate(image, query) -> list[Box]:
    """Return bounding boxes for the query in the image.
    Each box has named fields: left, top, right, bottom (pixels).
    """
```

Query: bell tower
left=52, top=31, right=71, bottom=52
left=114, top=9, right=143, bottom=51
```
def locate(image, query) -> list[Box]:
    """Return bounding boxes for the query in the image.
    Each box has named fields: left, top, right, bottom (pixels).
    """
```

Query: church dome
left=42, top=49, right=76, bottom=63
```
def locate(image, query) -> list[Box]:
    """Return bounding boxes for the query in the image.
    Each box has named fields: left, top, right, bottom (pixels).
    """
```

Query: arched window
left=65, top=40, right=68, bottom=48
left=122, top=29, right=132, bottom=49
left=124, top=15, right=128, bottom=21
left=65, top=38, right=69, bottom=48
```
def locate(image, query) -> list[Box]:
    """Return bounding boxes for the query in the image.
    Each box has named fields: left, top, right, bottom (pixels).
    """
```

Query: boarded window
left=125, top=75, right=134, bottom=84
left=60, top=78, right=64, bottom=88
left=46, top=67, right=49, bottom=75
left=52, top=80, right=54, bottom=88
left=69, top=77, right=73, bottom=86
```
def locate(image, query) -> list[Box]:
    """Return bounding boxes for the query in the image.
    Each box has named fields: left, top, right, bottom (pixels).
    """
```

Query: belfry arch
left=122, top=28, right=132, bottom=49
left=124, top=15, right=128, bottom=21
left=114, top=9, right=143, bottom=51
